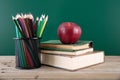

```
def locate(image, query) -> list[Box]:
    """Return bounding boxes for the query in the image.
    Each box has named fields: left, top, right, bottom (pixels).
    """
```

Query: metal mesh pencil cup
left=14, top=37, right=41, bottom=69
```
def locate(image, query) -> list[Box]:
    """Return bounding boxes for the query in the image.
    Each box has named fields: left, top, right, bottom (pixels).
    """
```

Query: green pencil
left=37, top=16, right=43, bottom=37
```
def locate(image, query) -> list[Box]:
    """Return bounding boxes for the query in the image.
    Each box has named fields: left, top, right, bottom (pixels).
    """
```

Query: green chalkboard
left=0, top=0, right=120, bottom=55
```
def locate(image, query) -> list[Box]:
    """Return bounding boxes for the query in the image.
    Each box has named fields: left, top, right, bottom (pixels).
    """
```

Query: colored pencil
left=39, top=15, right=48, bottom=38
left=12, top=13, right=48, bottom=68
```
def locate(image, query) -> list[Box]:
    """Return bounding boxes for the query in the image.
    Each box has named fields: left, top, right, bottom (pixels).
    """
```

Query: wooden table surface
left=0, top=56, right=120, bottom=80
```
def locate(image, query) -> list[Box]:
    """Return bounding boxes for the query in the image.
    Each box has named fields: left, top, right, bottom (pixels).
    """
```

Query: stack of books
left=40, top=40, right=104, bottom=71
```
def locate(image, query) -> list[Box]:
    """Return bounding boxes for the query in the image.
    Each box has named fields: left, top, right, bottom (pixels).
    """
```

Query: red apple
left=57, top=22, right=82, bottom=44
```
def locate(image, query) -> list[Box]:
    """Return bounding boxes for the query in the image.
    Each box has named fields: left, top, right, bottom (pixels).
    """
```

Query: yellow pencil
left=39, top=15, right=48, bottom=38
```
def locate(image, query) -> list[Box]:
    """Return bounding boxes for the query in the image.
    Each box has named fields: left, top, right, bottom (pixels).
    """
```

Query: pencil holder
left=14, top=37, right=41, bottom=69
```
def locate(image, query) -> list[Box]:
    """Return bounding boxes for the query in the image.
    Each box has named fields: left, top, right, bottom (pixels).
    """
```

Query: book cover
left=41, top=51, right=104, bottom=71
left=40, top=40, right=92, bottom=51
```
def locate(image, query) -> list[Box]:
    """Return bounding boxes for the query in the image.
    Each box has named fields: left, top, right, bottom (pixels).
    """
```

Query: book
left=41, top=51, right=104, bottom=71
left=41, top=48, right=93, bottom=55
left=40, top=40, right=92, bottom=51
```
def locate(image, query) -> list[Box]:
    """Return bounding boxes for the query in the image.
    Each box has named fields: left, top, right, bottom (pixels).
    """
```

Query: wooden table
left=0, top=56, right=120, bottom=80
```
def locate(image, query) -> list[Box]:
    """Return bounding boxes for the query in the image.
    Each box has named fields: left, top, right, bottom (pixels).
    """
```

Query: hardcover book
left=40, top=40, right=92, bottom=51
left=41, top=51, right=104, bottom=71
left=41, top=48, right=93, bottom=55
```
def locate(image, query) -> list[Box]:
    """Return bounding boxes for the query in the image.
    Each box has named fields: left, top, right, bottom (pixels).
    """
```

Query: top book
left=40, top=40, right=92, bottom=51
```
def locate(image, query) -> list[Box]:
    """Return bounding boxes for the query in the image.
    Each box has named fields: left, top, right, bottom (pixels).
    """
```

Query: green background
left=0, top=0, right=120, bottom=55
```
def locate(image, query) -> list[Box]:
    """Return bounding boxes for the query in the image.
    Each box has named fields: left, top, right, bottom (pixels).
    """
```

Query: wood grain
left=0, top=56, right=120, bottom=80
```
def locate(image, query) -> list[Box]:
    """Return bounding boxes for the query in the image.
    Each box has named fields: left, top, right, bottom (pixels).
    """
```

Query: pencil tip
left=46, top=15, right=48, bottom=21
left=12, top=16, right=14, bottom=19
left=42, top=14, right=45, bottom=19
left=16, top=14, right=21, bottom=19
left=40, top=17, right=42, bottom=21
left=24, top=14, right=27, bottom=18
left=36, top=17, right=39, bottom=21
